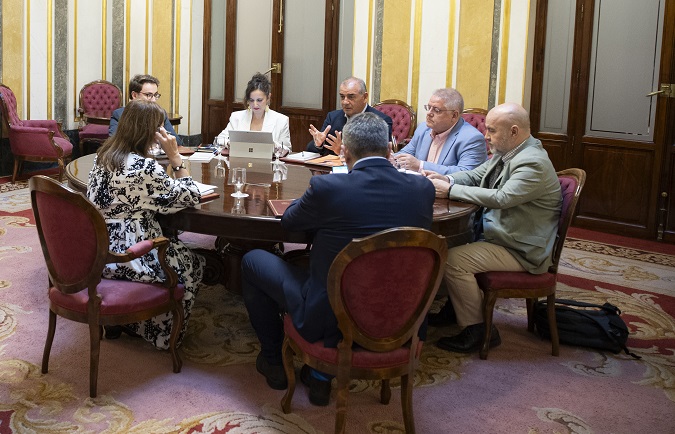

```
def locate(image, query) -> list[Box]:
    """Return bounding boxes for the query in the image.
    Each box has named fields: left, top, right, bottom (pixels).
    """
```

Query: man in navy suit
left=109, top=74, right=182, bottom=145
left=242, top=112, right=435, bottom=405
left=394, top=88, right=486, bottom=175
left=306, top=76, right=393, bottom=156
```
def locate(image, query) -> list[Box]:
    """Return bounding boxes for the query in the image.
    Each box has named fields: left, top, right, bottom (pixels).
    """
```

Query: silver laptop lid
left=229, top=130, right=275, bottom=159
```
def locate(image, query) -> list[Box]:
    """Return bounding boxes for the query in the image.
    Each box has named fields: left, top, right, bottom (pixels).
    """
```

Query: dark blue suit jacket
left=306, top=106, right=394, bottom=155
left=109, top=107, right=183, bottom=145
left=281, top=157, right=435, bottom=346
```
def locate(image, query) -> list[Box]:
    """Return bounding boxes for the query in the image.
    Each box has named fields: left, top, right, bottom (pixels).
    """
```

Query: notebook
left=229, top=130, right=275, bottom=159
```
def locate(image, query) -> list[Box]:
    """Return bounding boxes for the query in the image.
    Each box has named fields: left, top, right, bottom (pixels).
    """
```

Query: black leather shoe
left=436, top=323, right=501, bottom=354
left=428, top=299, right=457, bottom=327
left=103, top=325, right=141, bottom=339
left=256, top=354, right=288, bottom=390
left=300, top=365, right=331, bottom=406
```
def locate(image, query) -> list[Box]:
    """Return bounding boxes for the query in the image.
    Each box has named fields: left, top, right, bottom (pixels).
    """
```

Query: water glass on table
left=230, top=167, right=248, bottom=198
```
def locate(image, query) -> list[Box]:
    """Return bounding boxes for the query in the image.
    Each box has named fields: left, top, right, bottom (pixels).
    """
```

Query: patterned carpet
left=1, top=178, right=674, bottom=433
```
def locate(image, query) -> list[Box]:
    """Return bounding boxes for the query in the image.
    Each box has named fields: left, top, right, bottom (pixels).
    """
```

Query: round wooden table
left=66, top=153, right=478, bottom=289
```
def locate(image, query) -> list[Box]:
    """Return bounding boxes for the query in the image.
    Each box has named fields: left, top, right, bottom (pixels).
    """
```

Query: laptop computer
left=229, top=130, right=275, bottom=159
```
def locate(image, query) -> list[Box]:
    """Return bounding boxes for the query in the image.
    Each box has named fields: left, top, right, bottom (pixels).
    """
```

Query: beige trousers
left=444, top=241, right=526, bottom=327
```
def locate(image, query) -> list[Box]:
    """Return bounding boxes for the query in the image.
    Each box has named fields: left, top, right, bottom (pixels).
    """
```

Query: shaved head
left=484, top=103, right=532, bottom=155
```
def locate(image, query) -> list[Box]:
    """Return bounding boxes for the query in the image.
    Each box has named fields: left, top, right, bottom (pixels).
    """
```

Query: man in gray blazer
left=426, top=102, right=562, bottom=354
left=394, top=88, right=487, bottom=175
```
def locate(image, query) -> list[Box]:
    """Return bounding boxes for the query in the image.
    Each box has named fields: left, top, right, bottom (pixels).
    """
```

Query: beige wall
left=0, top=0, right=533, bottom=135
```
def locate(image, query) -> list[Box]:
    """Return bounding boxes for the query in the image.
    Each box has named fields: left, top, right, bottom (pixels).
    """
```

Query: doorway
left=530, top=0, right=675, bottom=241
left=201, top=0, right=342, bottom=152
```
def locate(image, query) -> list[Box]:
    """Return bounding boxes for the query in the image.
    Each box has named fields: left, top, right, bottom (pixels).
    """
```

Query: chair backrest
left=372, top=99, right=417, bottom=145
left=461, top=108, right=489, bottom=157
left=550, top=168, right=587, bottom=271
left=78, top=80, right=122, bottom=118
left=327, top=227, right=447, bottom=352
left=0, top=83, right=23, bottom=127
left=461, top=108, right=488, bottom=135
left=29, top=175, right=110, bottom=294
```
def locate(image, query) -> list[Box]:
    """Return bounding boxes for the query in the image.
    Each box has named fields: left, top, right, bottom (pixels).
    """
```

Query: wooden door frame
left=530, top=0, right=675, bottom=240
left=201, top=0, right=340, bottom=149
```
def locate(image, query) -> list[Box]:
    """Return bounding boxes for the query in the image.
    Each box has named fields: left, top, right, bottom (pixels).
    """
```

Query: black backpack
left=533, top=298, right=640, bottom=359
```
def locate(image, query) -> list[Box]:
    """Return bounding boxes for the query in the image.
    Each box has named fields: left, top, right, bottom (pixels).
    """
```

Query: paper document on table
left=283, top=152, right=321, bottom=162
left=189, top=152, right=215, bottom=162
left=193, top=181, right=218, bottom=196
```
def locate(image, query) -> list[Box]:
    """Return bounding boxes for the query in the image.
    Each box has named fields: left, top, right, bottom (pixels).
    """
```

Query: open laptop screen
left=229, top=130, right=275, bottom=159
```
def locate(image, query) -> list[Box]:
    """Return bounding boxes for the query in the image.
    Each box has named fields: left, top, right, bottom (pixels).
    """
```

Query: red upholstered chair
left=77, top=80, right=122, bottom=155
left=461, top=108, right=489, bottom=157
left=475, top=168, right=586, bottom=360
left=0, top=83, right=73, bottom=183
left=372, top=99, right=417, bottom=151
left=280, top=227, right=447, bottom=434
left=29, top=175, right=184, bottom=398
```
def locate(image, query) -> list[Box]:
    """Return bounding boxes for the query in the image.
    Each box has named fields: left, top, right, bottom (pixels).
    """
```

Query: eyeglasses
left=424, top=105, right=456, bottom=115
left=138, top=92, right=161, bottom=100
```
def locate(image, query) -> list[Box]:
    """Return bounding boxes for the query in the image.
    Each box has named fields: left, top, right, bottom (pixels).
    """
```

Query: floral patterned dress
left=87, top=153, right=205, bottom=350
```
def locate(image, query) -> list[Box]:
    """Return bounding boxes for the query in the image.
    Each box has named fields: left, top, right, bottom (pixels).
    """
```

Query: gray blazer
left=450, top=136, right=562, bottom=273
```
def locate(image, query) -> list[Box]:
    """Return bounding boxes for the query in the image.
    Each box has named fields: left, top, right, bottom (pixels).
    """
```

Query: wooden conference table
left=65, top=153, right=478, bottom=289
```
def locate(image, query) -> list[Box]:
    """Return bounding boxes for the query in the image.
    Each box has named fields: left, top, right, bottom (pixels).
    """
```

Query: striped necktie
left=488, top=158, right=504, bottom=189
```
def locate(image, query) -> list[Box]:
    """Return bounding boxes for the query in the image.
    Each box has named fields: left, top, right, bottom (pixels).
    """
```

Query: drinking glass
left=230, top=167, right=249, bottom=197
left=391, top=135, right=398, bottom=153
left=214, top=137, right=225, bottom=169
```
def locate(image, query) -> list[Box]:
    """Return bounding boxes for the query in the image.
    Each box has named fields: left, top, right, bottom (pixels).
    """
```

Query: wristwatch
left=172, top=162, right=187, bottom=171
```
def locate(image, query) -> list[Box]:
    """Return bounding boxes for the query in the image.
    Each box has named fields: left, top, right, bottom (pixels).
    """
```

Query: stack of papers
left=193, top=181, right=218, bottom=195
left=283, top=152, right=321, bottom=162
left=189, top=152, right=215, bottom=163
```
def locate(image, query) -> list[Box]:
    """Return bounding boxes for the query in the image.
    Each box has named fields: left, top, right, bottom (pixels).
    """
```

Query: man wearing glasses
left=393, top=88, right=486, bottom=175
left=306, top=76, right=392, bottom=156
left=109, top=74, right=182, bottom=145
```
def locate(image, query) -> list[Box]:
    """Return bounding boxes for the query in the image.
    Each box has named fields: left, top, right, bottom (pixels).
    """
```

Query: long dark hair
left=96, top=100, right=164, bottom=171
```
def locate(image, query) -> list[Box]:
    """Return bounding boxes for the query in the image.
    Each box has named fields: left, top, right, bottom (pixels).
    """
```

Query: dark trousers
left=241, top=249, right=309, bottom=365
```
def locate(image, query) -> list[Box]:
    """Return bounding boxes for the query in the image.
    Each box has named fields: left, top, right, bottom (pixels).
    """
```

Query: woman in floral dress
left=87, top=99, right=205, bottom=350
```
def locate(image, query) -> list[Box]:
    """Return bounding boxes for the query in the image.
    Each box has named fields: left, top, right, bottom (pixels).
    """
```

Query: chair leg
left=88, top=322, right=101, bottom=398
left=169, top=304, right=184, bottom=373
left=11, top=157, right=23, bottom=183
left=546, top=293, right=560, bottom=356
left=380, top=379, right=391, bottom=404
left=334, top=370, right=350, bottom=434
left=526, top=298, right=536, bottom=332
left=480, top=290, right=498, bottom=360
left=401, top=373, right=416, bottom=434
left=280, top=337, right=296, bottom=414
left=41, top=310, right=57, bottom=374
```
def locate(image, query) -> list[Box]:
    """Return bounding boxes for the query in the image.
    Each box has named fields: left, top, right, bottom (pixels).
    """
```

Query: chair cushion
left=54, top=136, right=74, bottom=155
left=475, top=271, right=556, bottom=290
left=81, top=83, right=121, bottom=113
left=79, top=123, right=109, bottom=140
left=49, top=280, right=185, bottom=316
left=283, top=315, right=423, bottom=369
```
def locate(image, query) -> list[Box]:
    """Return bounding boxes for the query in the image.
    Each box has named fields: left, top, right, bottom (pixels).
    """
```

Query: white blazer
left=217, top=108, right=291, bottom=152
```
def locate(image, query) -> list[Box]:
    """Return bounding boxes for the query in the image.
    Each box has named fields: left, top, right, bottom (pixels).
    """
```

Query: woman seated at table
left=87, top=99, right=205, bottom=350
left=216, top=72, right=291, bottom=155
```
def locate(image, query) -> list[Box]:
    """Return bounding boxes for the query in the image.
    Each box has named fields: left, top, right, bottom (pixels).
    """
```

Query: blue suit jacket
left=397, top=117, right=486, bottom=175
left=306, top=105, right=393, bottom=155
left=109, top=107, right=183, bottom=145
left=281, top=157, right=435, bottom=346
